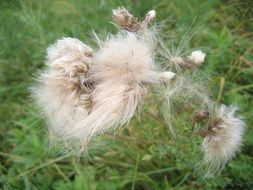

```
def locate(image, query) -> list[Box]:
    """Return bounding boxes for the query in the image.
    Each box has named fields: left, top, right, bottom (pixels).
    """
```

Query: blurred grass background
left=0, top=0, right=253, bottom=189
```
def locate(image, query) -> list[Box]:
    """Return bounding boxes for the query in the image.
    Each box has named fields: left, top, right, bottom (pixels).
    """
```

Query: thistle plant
left=32, top=7, right=246, bottom=175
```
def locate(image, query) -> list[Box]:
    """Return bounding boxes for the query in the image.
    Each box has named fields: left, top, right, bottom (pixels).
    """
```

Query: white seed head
left=32, top=37, right=94, bottom=153
left=202, top=104, right=246, bottom=175
left=91, top=32, right=157, bottom=84
left=188, top=50, right=206, bottom=65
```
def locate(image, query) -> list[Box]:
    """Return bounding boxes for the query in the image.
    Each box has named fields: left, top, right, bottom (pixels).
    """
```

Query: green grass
left=1, top=0, right=253, bottom=189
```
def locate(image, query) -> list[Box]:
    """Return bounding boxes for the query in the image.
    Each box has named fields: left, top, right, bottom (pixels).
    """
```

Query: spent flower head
left=199, top=104, right=246, bottom=176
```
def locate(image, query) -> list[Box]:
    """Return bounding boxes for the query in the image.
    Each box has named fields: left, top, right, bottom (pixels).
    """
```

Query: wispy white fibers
left=157, top=21, right=206, bottom=72
left=162, top=74, right=210, bottom=134
left=32, top=7, right=176, bottom=154
left=201, top=104, right=246, bottom=176
left=32, top=37, right=93, bottom=151
left=66, top=32, right=163, bottom=152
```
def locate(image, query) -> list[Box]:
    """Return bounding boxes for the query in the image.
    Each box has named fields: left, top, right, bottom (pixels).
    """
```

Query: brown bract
left=112, top=7, right=140, bottom=31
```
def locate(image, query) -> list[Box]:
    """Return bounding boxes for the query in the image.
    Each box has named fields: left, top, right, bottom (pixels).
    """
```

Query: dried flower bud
left=146, top=10, right=156, bottom=20
left=193, top=110, right=209, bottom=122
left=112, top=7, right=140, bottom=31
left=199, top=128, right=208, bottom=138
left=141, top=10, right=156, bottom=29
left=112, top=7, right=155, bottom=31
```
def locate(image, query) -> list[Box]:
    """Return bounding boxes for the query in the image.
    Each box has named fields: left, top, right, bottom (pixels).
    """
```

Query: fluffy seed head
left=91, top=32, right=158, bottom=84
left=201, top=104, right=246, bottom=175
left=32, top=37, right=94, bottom=152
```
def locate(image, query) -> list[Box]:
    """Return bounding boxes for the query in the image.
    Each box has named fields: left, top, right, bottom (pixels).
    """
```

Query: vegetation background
left=0, top=0, right=252, bottom=189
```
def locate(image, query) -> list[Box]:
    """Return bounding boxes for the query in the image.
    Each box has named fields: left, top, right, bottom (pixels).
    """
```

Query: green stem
left=216, top=77, right=225, bottom=103
left=131, top=155, right=140, bottom=190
